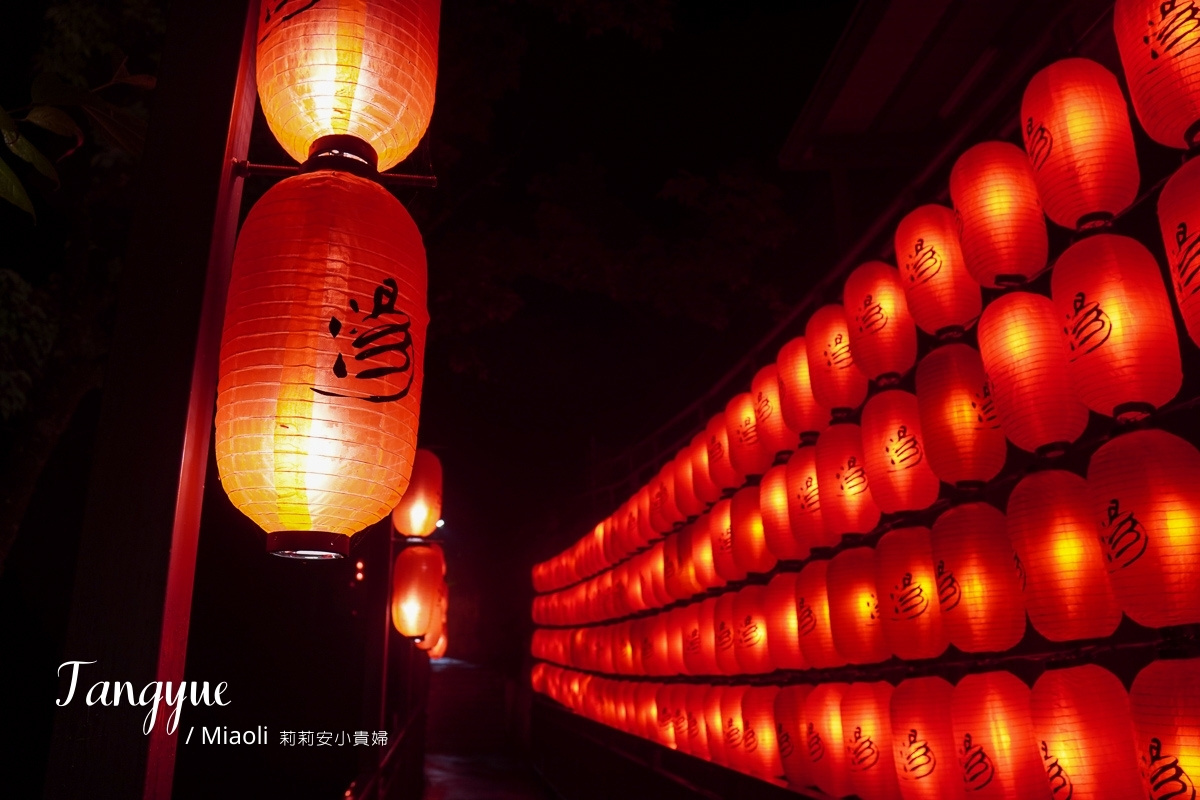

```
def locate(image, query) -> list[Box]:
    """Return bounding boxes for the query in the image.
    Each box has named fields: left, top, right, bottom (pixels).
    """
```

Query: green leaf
left=3, top=130, right=59, bottom=184
left=80, top=97, right=146, bottom=156
left=24, top=106, right=84, bottom=141
left=0, top=157, right=34, bottom=218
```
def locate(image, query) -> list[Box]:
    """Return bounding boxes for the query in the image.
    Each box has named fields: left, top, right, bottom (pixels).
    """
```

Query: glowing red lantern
left=795, top=559, right=847, bottom=669
left=1087, top=429, right=1200, bottom=628
left=689, top=514, right=725, bottom=591
left=671, top=525, right=705, bottom=601
left=706, top=411, right=744, bottom=493
left=776, top=336, right=826, bottom=440
left=1156, top=156, right=1200, bottom=347
left=731, top=485, right=777, bottom=576
left=950, top=671, right=1048, bottom=800
left=930, top=502, right=1025, bottom=654
left=726, top=391, right=773, bottom=477
left=977, top=292, right=1088, bottom=455
left=804, top=683, right=853, bottom=798
left=760, top=463, right=808, bottom=561
left=650, top=464, right=685, bottom=534
left=915, top=344, right=1007, bottom=487
left=1114, top=0, right=1200, bottom=149
left=826, top=546, right=889, bottom=665
left=673, top=446, right=706, bottom=520
left=844, top=261, right=918, bottom=383
left=815, top=421, right=881, bottom=538
left=216, top=170, right=427, bottom=557
left=890, top=677, right=963, bottom=800
left=894, top=204, right=981, bottom=336
left=950, top=141, right=1047, bottom=288
left=841, top=681, right=901, bottom=800
left=683, top=597, right=720, bottom=676
left=1006, top=470, right=1120, bottom=642
left=689, top=430, right=723, bottom=506
left=741, top=686, right=785, bottom=784
left=390, top=544, right=443, bottom=637
left=751, top=364, right=796, bottom=457
left=775, top=684, right=818, bottom=789
left=415, top=580, right=446, bottom=649
left=713, top=591, right=740, bottom=676
left=806, top=304, right=869, bottom=415
left=704, top=685, right=731, bottom=766
left=1031, top=665, right=1143, bottom=799
left=1130, top=658, right=1200, bottom=800
left=685, top=684, right=713, bottom=761
left=666, top=609, right=687, bottom=677
left=861, top=390, right=941, bottom=514
left=707, top=498, right=744, bottom=583
left=875, top=527, right=947, bottom=661
left=786, top=443, right=831, bottom=549
left=763, top=572, right=809, bottom=671
left=634, top=485, right=657, bottom=546
left=390, top=448, right=441, bottom=537
left=732, top=585, right=775, bottom=675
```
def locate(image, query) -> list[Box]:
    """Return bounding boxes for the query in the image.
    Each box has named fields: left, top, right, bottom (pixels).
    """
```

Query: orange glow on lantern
left=731, top=485, right=778, bottom=576
left=683, top=597, right=720, bottom=676
left=787, top=444, right=831, bottom=549
left=416, top=583, right=446, bottom=649
left=951, top=671, right=1048, bottom=800
left=690, top=514, right=725, bottom=591
left=776, top=336, right=826, bottom=438
left=726, top=392, right=773, bottom=477
left=752, top=364, right=796, bottom=456
left=665, top=609, right=687, bottom=677
left=713, top=591, right=741, bottom=676
left=390, top=448, right=441, bottom=537
left=1114, top=0, right=1200, bottom=149
left=861, top=390, right=941, bottom=514
left=686, top=684, right=713, bottom=761
left=720, top=685, right=753, bottom=774
left=844, top=261, right=918, bottom=383
left=708, top=498, right=745, bottom=583
left=804, top=683, right=853, bottom=798
left=776, top=684, right=817, bottom=789
left=689, top=430, right=723, bottom=506
left=826, top=546, right=890, bottom=665
left=704, top=685, right=731, bottom=766
left=1156, top=156, right=1200, bottom=347
left=950, top=141, right=1048, bottom=288
left=390, top=544, right=443, bottom=637
left=650, top=464, right=683, bottom=535
left=815, top=422, right=881, bottom=538
left=1130, top=658, right=1200, bottom=800
left=875, top=527, right=947, bottom=661
left=673, top=446, right=706, bottom=519
left=706, top=411, right=744, bottom=493
left=764, top=572, right=809, bottom=671
left=977, top=292, right=1088, bottom=455
left=890, top=677, right=963, bottom=800
left=915, top=344, right=1007, bottom=487
left=741, top=686, right=785, bottom=784
left=806, top=305, right=869, bottom=415
left=760, top=463, right=808, bottom=561
left=795, top=560, right=847, bottom=669
left=672, top=525, right=705, bottom=600
left=841, top=682, right=901, bottom=800
left=732, top=585, right=775, bottom=675
left=894, top=204, right=981, bottom=335
left=1006, top=470, right=1120, bottom=642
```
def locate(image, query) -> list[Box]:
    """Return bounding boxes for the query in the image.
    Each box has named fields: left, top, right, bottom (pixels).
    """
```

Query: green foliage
left=0, top=270, right=57, bottom=419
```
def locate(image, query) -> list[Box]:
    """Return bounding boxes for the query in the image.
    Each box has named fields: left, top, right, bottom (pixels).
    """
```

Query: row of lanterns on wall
left=390, top=449, right=448, bottom=658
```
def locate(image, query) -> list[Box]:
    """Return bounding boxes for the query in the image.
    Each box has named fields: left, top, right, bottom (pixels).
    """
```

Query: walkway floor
left=422, top=753, right=556, bottom=800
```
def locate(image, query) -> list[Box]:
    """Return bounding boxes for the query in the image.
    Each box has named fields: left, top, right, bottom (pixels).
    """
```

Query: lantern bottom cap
left=266, top=531, right=351, bottom=560
left=1114, top=401, right=1155, bottom=423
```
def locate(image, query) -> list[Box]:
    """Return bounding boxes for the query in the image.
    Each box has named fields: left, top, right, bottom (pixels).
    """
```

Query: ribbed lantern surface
left=861, top=390, right=941, bottom=514
left=950, top=671, right=1050, bottom=800
left=915, top=344, right=1007, bottom=486
left=732, top=585, right=775, bottom=675
left=889, top=677, right=964, bottom=800
left=1156, top=156, right=1200, bottom=347
left=1114, top=0, right=1200, bottom=148
left=806, top=304, right=869, bottom=415
left=795, top=559, right=846, bottom=669
left=826, top=546, right=889, bottom=665
left=875, top=527, right=947, bottom=661
left=751, top=364, right=796, bottom=456
left=841, top=681, right=902, bottom=800
left=786, top=444, right=830, bottom=549
left=705, top=411, right=744, bottom=493
left=741, top=686, right=785, bottom=783
left=776, top=684, right=817, bottom=788
left=764, top=571, right=808, bottom=671
left=893, top=204, right=981, bottom=335
left=391, top=448, right=441, bottom=536
left=725, top=392, right=773, bottom=477
left=844, top=261, right=918, bottom=382
left=391, top=544, right=443, bottom=636
left=708, top=498, right=744, bottom=583
left=731, top=485, right=778, bottom=576
left=760, top=463, right=807, bottom=561
left=804, top=683, right=853, bottom=799
left=1130, top=658, right=1200, bottom=800
left=815, top=422, right=881, bottom=538
left=776, top=336, right=826, bottom=438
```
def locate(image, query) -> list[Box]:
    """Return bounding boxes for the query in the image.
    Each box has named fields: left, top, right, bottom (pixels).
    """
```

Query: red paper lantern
left=826, top=546, right=890, bottom=665
left=1006, top=470, right=1121, bottom=642
left=731, top=485, right=778, bottom=576
left=841, top=682, right=902, bottom=800
left=390, top=448, right=441, bottom=537
left=861, top=390, right=941, bottom=514
left=795, top=560, right=848, bottom=670
left=950, top=141, right=1048, bottom=288
left=1021, top=58, right=1139, bottom=229
left=690, top=514, right=725, bottom=591
left=752, top=364, right=797, bottom=456
left=776, top=684, right=818, bottom=789
left=915, top=344, right=1007, bottom=488
left=216, top=170, right=427, bottom=557
left=686, top=684, right=713, bottom=761
left=1051, top=234, right=1181, bottom=419
left=683, top=597, right=720, bottom=676
left=741, top=686, right=785, bottom=784
left=673, top=447, right=706, bottom=520
left=930, top=502, right=1026, bottom=654
left=977, top=292, right=1088, bottom=455
left=786, top=444, right=831, bottom=549
left=764, top=572, right=809, bottom=671
left=721, top=685, right=753, bottom=774
left=806, top=304, right=869, bottom=415
left=844, top=261, right=918, bottom=383
left=894, top=204, right=981, bottom=336
left=732, top=585, right=775, bottom=675
left=706, top=411, right=744, bottom=493
left=708, top=498, right=745, bottom=583
left=704, top=685, right=732, bottom=766
left=815, top=422, right=881, bottom=538
left=689, top=430, right=723, bottom=506
left=1156, top=156, right=1200, bottom=347
left=760, top=462, right=808, bottom=561
left=427, top=627, right=446, bottom=657
left=650, top=463, right=685, bottom=534
left=390, top=543, right=443, bottom=637
left=726, top=392, right=773, bottom=477
left=950, top=671, right=1048, bottom=800
left=804, top=683, right=853, bottom=798
left=1031, top=665, right=1143, bottom=799
left=1087, top=429, right=1200, bottom=628
left=889, top=677, right=963, bottom=800
left=256, top=0, right=440, bottom=172
left=713, top=591, right=741, bottom=676
left=875, top=527, right=947, bottom=661
left=671, top=525, right=705, bottom=601
left=1114, top=0, right=1200, bottom=149
left=1130, top=658, right=1200, bottom=800
left=666, top=611, right=687, bottom=677
left=776, top=336, right=826, bottom=439
left=662, top=531, right=687, bottom=602
left=634, top=485, right=657, bottom=546
left=415, top=579, right=446, bottom=648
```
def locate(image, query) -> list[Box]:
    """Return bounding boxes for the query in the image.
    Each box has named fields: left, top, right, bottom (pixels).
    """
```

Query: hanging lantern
left=673, top=445, right=707, bottom=520
left=760, top=462, right=808, bottom=561
left=1087, top=429, right=1200, bottom=628
left=726, top=392, right=774, bottom=477
left=634, top=485, right=658, bottom=547
left=786, top=443, right=832, bottom=549
left=652, top=462, right=687, bottom=534
left=390, top=543, right=443, bottom=637
left=708, top=498, right=745, bottom=583
left=776, top=336, right=826, bottom=440
left=721, top=685, right=755, bottom=774
left=950, top=671, right=1049, bottom=800
left=752, top=364, right=796, bottom=457
left=826, top=546, right=889, bottom=666
left=731, top=485, right=778, bottom=576
left=706, top=411, right=745, bottom=494
left=428, top=631, right=446, bottom=659
left=1031, top=665, right=1144, bottom=800
left=815, top=421, right=881, bottom=539
left=776, top=684, right=818, bottom=789
left=704, top=685, right=732, bottom=766
left=764, top=572, right=809, bottom=671
left=844, top=261, right=918, bottom=383
left=803, top=683, right=853, bottom=799
left=795, top=559, right=847, bottom=669
left=915, top=344, right=1007, bottom=488
left=690, top=512, right=725, bottom=591
left=741, top=686, right=785, bottom=784
left=415, top=582, right=446, bottom=649
left=662, top=533, right=688, bottom=603
left=1021, top=58, right=1139, bottom=229
left=732, top=585, right=775, bottom=675
left=390, top=448, right=441, bottom=537
left=256, top=0, right=440, bottom=172
left=977, top=292, right=1088, bottom=455
left=806, top=305, right=869, bottom=416
left=714, top=591, right=741, bottom=676
left=666, top=609, right=687, bottom=677
left=889, top=677, right=963, bottom=800
left=1130, top=658, right=1200, bottom=800
left=1156, top=156, right=1200, bottom=347
left=861, top=390, right=941, bottom=514
left=893, top=204, right=981, bottom=336
left=1114, top=0, right=1200, bottom=149
left=216, top=170, right=428, bottom=557
left=1051, top=234, right=1181, bottom=419
left=841, top=681, right=902, bottom=800
left=950, top=141, right=1048, bottom=288
left=686, top=684, right=713, bottom=761
left=689, top=430, right=723, bottom=506
left=930, top=503, right=1026, bottom=654
left=683, top=597, right=720, bottom=676
left=875, top=527, right=947, bottom=661
left=1007, top=470, right=1121, bottom=642
left=671, top=524, right=705, bottom=601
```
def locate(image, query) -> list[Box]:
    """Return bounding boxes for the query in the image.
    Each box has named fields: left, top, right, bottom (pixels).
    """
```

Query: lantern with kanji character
left=776, top=336, right=826, bottom=440
left=690, top=430, right=723, bottom=506
left=391, top=543, right=443, bottom=637
left=760, top=462, right=808, bottom=561
left=732, top=585, right=774, bottom=675
left=951, top=671, right=1049, bottom=800
left=706, top=411, right=744, bottom=494
left=673, top=446, right=706, bottom=520
left=894, top=204, right=981, bottom=336
left=686, top=684, right=713, bottom=761
left=415, top=581, right=446, bottom=649
left=704, top=685, right=732, bottom=766
left=795, top=559, right=847, bottom=669
left=826, top=546, right=890, bottom=665
left=915, top=343, right=1007, bottom=487
left=890, top=677, right=963, bottom=800
left=720, top=685, right=753, bottom=773
left=1130, top=658, right=1200, bottom=800
left=708, top=498, right=744, bottom=583
left=714, top=591, right=741, bottom=676
left=841, top=681, right=902, bottom=800
left=844, top=261, right=918, bottom=383
left=741, top=686, right=785, bottom=784
left=682, top=597, right=720, bottom=676
left=1114, top=0, right=1200, bottom=149
left=731, top=485, right=777, bottom=576
left=786, top=443, right=831, bottom=549
left=726, top=392, right=773, bottom=478
left=861, top=390, right=941, bottom=514
left=752, top=364, right=796, bottom=457
left=391, top=448, right=441, bottom=537
left=806, top=305, right=869, bottom=416
left=815, top=421, right=881, bottom=538
left=764, top=571, right=809, bottom=671
left=804, top=683, right=853, bottom=798
left=776, top=684, right=818, bottom=789
left=1156, top=156, right=1200, bottom=347
left=875, top=527, right=947, bottom=661
left=689, top=513, right=725, bottom=591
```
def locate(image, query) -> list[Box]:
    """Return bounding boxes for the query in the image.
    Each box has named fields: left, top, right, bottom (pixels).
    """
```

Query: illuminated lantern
left=683, top=597, right=720, bottom=676
left=673, top=446, right=706, bottom=520
left=390, top=448, right=441, bottom=536
left=662, top=532, right=687, bottom=602
left=650, top=462, right=685, bottom=534
left=815, top=422, right=881, bottom=538
left=646, top=682, right=675, bottom=746
left=671, top=525, right=705, bottom=600
left=1156, top=157, right=1200, bottom=347
left=666, top=608, right=687, bottom=676
left=689, top=430, right=723, bottom=506
left=216, top=170, right=427, bottom=557
left=844, top=261, right=918, bottom=383
left=861, top=390, right=941, bottom=514
left=705, top=411, right=744, bottom=493
left=1114, top=0, right=1200, bottom=148
left=1006, top=470, right=1120, bottom=642
left=752, top=364, right=796, bottom=457
left=390, top=544, right=443, bottom=637
left=786, top=443, right=831, bottom=549
left=760, top=463, right=808, bottom=561
left=708, top=498, right=744, bottom=583
left=893, top=204, right=981, bottom=335
left=686, top=684, right=713, bottom=761
left=776, top=684, right=817, bottom=789
left=415, top=584, right=446, bottom=649
left=806, top=305, right=869, bottom=416
left=1130, top=658, right=1200, bottom=800
left=764, top=572, right=809, bottom=671
left=741, top=686, right=785, bottom=784
left=1030, top=665, right=1143, bottom=799
left=731, top=485, right=778, bottom=576
left=1087, top=429, right=1200, bottom=628
left=720, top=685, right=753, bottom=774
left=613, top=622, right=636, bottom=676
left=634, top=485, right=657, bottom=546
left=804, top=683, right=853, bottom=798
left=726, top=392, right=773, bottom=477
left=890, top=677, right=963, bottom=800
left=951, top=671, right=1049, bottom=800
left=950, top=141, right=1047, bottom=288
left=690, top=513, right=725, bottom=591
left=732, top=585, right=775, bottom=675
left=1021, top=58, right=1139, bottom=229
left=841, top=682, right=902, bottom=800
left=826, top=547, right=889, bottom=665
left=915, top=344, right=1007, bottom=488
left=875, top=527, right=947, bottom=661
left=977, top=292, right=1088, bottom=455
left=713, top=591, right=741, bottom=676
left=637, top=616, right=668, bottom=677
left=795, top=560, right=847, bottom=669
left=1052, top=234, right=1181, bottom=419
left=256, top=0, right=440, bottom=171
left=930, top=503, right=1025, bottom=654
left=776, top=336, right=826, bottom=439
left=704, top=685, right=732, bottom=766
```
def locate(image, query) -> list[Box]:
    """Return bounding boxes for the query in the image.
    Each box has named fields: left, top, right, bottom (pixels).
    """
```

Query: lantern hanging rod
left=232, top=159, right=438, bottom=188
